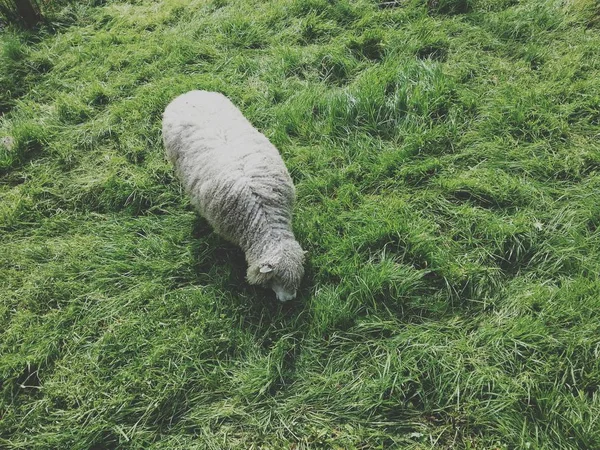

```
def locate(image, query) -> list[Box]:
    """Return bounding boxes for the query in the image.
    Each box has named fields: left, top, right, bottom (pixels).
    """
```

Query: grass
left=1, top=0, right=600, bottom=447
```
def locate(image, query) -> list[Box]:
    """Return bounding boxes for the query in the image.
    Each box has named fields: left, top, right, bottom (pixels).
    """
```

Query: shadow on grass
left=189, top=213, right=311, bottom=318
left=188, top=214, right=312, bottom=391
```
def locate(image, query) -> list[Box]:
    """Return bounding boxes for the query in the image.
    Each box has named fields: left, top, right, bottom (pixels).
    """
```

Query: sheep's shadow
left=189, top=213, right=311, bottom=324
left=188, top=215, right=313, bottom=391
left=189, top=215, right=248, bottom=285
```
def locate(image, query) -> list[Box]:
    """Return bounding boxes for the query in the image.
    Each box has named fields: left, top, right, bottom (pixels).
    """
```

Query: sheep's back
left=162, top=91, right=295, bottom=247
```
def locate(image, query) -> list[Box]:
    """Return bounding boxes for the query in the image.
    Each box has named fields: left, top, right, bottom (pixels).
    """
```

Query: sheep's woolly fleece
left=162, top=90, right=305, bottom=300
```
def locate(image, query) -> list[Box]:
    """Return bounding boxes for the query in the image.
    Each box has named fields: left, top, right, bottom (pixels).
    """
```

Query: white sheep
left=162, top=90, right=305, bottom=301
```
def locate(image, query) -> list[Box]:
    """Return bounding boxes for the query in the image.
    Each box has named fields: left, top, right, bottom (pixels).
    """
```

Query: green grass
left=1, top=0, right=600, bottom=447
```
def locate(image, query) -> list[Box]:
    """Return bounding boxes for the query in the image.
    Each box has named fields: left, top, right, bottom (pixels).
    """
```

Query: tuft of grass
left=1, top=0, right=600, bottom=448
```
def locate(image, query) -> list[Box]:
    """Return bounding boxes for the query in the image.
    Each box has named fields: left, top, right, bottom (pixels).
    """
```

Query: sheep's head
left=247, top=238, right=305, bottom=302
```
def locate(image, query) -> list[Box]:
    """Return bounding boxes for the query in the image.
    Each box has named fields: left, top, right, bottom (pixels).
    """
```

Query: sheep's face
left=247, top=239, right=305, bottom=302
left=270, top=278, right=297, bottom=302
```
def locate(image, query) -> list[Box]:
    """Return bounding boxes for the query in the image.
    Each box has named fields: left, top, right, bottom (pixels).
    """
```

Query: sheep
left=162, top=90, right=305, bottom=302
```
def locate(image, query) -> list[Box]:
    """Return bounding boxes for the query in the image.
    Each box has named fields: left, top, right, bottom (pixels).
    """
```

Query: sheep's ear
left=260, top=264, right=274, bottom=274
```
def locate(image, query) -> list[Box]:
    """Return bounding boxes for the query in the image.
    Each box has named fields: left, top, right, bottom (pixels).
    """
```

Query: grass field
left=1, top=0, right=600, bottom=448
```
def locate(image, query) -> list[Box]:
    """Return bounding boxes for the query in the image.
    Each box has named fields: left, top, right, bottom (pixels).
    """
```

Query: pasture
left=1, top=0, right=599, bottom=447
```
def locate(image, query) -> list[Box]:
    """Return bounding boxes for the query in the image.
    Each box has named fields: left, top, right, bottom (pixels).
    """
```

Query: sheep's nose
left=276, top=290, right=296, bottom=302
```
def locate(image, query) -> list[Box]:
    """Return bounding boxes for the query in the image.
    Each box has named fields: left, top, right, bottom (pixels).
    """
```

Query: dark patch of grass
left=427, top=0, right=472, bottom=15
left=348, top=30, right=385, bottom=61
left=316, top=48, right=357, bottom=85
left=416, top=41, right=448, bottom=61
